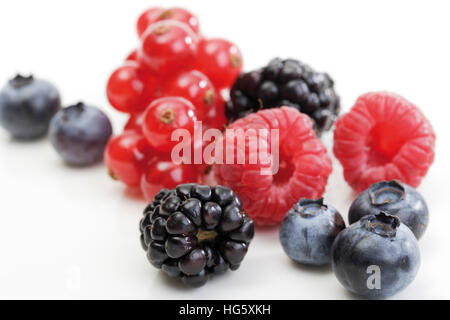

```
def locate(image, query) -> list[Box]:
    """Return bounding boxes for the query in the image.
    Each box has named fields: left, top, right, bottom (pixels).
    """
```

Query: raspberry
left=139, top=184, right=254, bottom=287
left=333, top=92, right=436, bottom=192
left=213, top=107, right=332, bottom=225
left=226, top=58, right=340, bottom=135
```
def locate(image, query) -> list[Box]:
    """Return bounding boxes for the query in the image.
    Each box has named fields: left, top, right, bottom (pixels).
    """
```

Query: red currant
left=141, top=160, right=198, bottom=200
left=195, top=38, right=243, bottom=89
left=166, top=70, right=218, bottom=120
left=124, top=112, right=144, bottom=133
left=142, top=97, right=198, bottom=152
left=104, top=131, right=155, bottom=187
left=139, top=20, right=199, bottom=76
left=106, top=62, right=162, bottom=113
left=137, top=7, right=199, bottom=37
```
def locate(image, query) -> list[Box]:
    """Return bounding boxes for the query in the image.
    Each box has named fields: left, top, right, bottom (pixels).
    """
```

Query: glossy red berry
left=166, top=71, right=218, bottom=120
left=195, top=38, right=243, bottom=89
left=124, top=112, right=144, bottom=133
left=106, top=62, right=162, bottom=113
left=137, top=7, right=200, bottom=37
left=104, top=131, right=155, bottom=187
left=142, top=97, right=198, bottom=152
left=139, top=20, right=199, bottom=76
left=141, top=160, right=198, bottom=200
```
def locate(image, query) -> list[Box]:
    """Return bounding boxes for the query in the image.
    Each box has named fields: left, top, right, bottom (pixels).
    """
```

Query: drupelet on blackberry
left=226, top=58, right=340, bottom=134
left=139, top=184, right=255, bottom=287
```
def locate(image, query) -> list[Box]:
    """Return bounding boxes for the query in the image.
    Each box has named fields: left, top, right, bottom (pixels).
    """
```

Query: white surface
left=0, top=0, right=449, bottom=299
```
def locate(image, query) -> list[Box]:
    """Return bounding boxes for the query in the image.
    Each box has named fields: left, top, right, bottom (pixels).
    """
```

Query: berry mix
left=0, top=6, right=437, bottom=298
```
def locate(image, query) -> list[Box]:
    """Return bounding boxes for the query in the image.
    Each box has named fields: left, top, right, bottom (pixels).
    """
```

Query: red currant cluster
left=104, top=7, right=243, bottom=200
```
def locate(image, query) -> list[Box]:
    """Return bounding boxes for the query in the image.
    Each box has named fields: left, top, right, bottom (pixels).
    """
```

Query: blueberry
left=349, top=181, right=429, bottom=239
left=332, top=212, right=420, bottom=299
left=0, top=74, right=61, bottom=139
left=49, top=102, right=112, bottom=166
left=279, top=198, right=346, bottom=266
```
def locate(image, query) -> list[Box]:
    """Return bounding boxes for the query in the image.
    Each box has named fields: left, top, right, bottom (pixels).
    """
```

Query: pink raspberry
left=213, top=107, right=332, bottom=225
left=333, top=92, right=436, bottom=192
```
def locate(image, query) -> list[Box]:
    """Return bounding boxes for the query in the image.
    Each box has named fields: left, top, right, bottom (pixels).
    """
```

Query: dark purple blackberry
left=226, top=58, right=340, bottom=134
left=139, top=184, right=254, bottom=288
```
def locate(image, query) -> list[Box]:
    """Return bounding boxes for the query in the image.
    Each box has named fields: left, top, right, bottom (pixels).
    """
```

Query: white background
left=0, top=0, right=449, bottom=299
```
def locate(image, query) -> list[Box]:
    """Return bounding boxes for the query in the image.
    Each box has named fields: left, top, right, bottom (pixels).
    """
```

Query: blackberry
left=226, top=58, right=340, bottom=134
left=139, top=184, right=254, bottom=287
